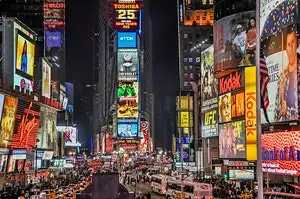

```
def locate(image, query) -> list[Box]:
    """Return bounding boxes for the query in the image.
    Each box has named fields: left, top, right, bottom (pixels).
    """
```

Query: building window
left=184, top=65, right=188, bottom=70
left=189, top=65, right=193, bottom=70
left=189, top=58, right=193, bottom=63
left=184, top=34, right=188, bottom=39
left=184, top=81, right=188, bottom=87
left=202, top=0, right=207, bottom=5
left=209, top=0, right=213, bottom=5
left=184, top=73, right=188, bottom=78
left=184, top=58, right=188, bottom=63
left=189, top=73, right=194, bottom=79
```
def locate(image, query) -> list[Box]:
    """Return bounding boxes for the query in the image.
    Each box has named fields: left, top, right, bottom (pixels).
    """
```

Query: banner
left=245, top=67, right=257, bottom=160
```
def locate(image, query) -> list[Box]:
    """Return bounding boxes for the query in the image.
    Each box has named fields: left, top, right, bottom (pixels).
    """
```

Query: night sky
left=66, top=0, right=178, bottom=149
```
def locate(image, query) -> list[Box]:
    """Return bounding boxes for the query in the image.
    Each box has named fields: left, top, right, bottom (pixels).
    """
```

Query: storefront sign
left=245, top=67, right=257, bottom=160
left=42, top=151, right=54, bottom=160
left=12, top=149, right=26, bottom=159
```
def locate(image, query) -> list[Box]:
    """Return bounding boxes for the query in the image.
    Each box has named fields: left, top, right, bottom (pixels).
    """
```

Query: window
left=189, top=65, right=193, bottom=70
left=184, top=73, right=188, bottom=78
left=184, top=82, right=188, bottom=87
left=209, top=0, right=213, bottom=4
left=184, top=58, right=188, bottom=63
left=189, top=58, right=193, bottom=63
left=202, top=0, right=207, bottom=5
left=151, top=177, right=162, bottom=184
left=184, top=34, right=188, bottom=39
left=189, top=73, right=194, bottom=79
left=184, top=65, right=188, bottom=70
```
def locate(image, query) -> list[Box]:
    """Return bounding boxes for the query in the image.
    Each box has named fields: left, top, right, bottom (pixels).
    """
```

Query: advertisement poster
left=39, top=107, right=57, bottom=150
left=202, top=109, right=218, bottom=138
left=260, top=0, right=298, bottom=123
left=117, top=93, right=138, bottom=119
left=117, top=123, right=138, bottom=138
left=56, top=126, right=77, bottom=146
left=45, top=31, right=62, bottom=48
left=0, top=96, right=18, bottom=148
left=140, top=121, right=150, bottom=153
left=219, top=120, right=246, bottom=159
left=231, top=92, right=245, bottom=119
left=262, top=131, right=300, bottom=176
left=117, top=82, right=138, bottom=99
left=105, top=132, right=113, bottom=153
left=213, top=11, right=256, bottom=74
left=176, top=96, right=193, bottom=111
left=201, top=45, right=218, bottom=112
left=117, top=32, right=137, bottom=48
left=117, top=49, right=138, bottom=81
left=11, top=100, right=40, bottom=149
left=14, top=21, right=36, bottom=93
left=229, top=169, right=254, bottom=180
left=218, top=93, right=232, bottom=123
left=42, top=59, right=51, bottom=98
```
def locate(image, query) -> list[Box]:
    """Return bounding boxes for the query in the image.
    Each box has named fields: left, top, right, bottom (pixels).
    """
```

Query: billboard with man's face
left=213, top=11, right=256, bottom=77
left=260, top=0, right=298, bottom=123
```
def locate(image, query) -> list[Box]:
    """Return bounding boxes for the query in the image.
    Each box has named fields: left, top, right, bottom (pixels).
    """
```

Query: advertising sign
left=218, top=93, right=232, bottom=123
left=229, top=169, right=255, bottom=180
left=0, top=96, right=18, bottom=148
left=117, top=82, right=138, bottom=118
left=140, top=121, right=150, bottom=153
left=201, top=45, right=218, bottom=112
left=117, top=123, right=138, bottom=138
left=176, top=96, right=193, bottom=111
left=245, top=67, right=257, bottom=160
left=117, top=32, right=137, bottom=48
left=178, top=111, right=193, bottom=128
left=219, top=120, right=246, bottom=159
left=45, top=31, right=62, bottom=48
left=105, top=132, right=114, bottom=153
left=113, top=3, right=141, bottom=30
left=43, top=1, right=65, bottom=29
left=202, top=109, right=218, bottom=138
left=11, top=100, right=40, bottom=149
left=38, top=107, right=57, bottom=150
left=117, top=82, right=138, bottom=99
left=218, top=70, right=244, bottom=95
left=117, top=49, right=138, bottom=81
left=260, top=0, right=298, bottom=123
left=213, top=11, right=256, bottom=77
left=13, top=21, right=36, bottom=93
left=56, top=126, right=77, bottom=146
left=262, top=131, right=300, bottom=176
left=42, top=59, right=51, bottom=98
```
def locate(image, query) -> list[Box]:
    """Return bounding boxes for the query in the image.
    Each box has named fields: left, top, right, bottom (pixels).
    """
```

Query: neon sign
left=113, top=3, right=141, bottom=30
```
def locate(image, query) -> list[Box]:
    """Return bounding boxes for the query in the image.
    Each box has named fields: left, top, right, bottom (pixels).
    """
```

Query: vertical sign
left=245, top=67, right=257, bottom=160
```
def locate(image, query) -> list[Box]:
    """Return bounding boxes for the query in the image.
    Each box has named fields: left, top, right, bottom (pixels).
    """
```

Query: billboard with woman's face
left=260, top=0, right=299, bottom=123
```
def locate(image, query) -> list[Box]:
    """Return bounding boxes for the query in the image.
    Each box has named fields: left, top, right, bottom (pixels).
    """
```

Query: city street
left=125, top=182, right=165, bottom=199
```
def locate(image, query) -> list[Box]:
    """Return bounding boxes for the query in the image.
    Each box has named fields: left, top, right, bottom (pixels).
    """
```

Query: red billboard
left=11, top=100, right=40, bottom=149
left=262, top=131, right=300, bottom=176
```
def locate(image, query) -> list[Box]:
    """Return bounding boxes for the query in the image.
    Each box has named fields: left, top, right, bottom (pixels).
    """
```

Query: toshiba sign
left=218, top=70, right=244, bottom=95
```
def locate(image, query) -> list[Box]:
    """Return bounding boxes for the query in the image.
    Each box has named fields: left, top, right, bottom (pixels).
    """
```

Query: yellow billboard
left=176, top=96, right=193, bottom=111
left=245, top=66, right=257, bottom=160
left=178, top=111, right=193, bottom=128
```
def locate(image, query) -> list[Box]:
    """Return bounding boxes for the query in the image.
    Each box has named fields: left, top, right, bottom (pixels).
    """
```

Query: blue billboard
left=117, top=32, right=137, bottom=48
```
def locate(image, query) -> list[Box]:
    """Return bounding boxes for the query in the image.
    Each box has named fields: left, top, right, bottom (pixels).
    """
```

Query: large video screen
left=229, top=169, right=254, bottom=180
left=213, top=11, right=256, bottom=76
left=117, top=82, right=138, bottom=118
left=113, top=2, right=141, bottom=31
left=117, top=82, right=138, bottom=99
left=117, top=49, right=138, bottom=81
left=14, top=22, right=36, bottom=93
left=117, top=123, right=138, bottom=138
left=219, top=120, right=246, bottom=159
left=42, top=59, right=52, bottom=98
left=262, top=131, right=300, bottom=176
left=260, top=0, right=298, bottom=123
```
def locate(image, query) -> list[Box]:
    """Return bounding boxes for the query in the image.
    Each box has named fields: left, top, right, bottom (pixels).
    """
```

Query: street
left=125, top=182, right=165, bottom=199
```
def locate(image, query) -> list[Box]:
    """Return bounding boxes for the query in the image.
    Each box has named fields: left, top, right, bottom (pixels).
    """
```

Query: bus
left=151, top=174, right=177, bottom=195
left=264, top=191, right=300, bottom=199
left=166, top=180, right=213, bottom=199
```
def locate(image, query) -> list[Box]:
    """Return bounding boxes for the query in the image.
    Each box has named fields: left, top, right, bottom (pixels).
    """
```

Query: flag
left=260, top=49, right=271, bottom=124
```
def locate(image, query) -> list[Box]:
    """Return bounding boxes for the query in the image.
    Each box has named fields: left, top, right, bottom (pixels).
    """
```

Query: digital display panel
left=260, top=0, right=298, bottom=123
left=42, top=59, right=51, bottom=98
left=45, top=31, right=62, bottom=48
left=218, top=93, right=232, bottom=123
left=229, top=169, right=254, bottom=180
left=43, top=1, right=65, bottom=29
left=213, top=11, right=256, bottom=77
left=117, top=123, right=138, bottom=138
left=117, top=82, right=138, bottom=99
left=231, top=92, right=245, bottom=119
left=14, top=21, right=36, bottom=94
left=262, top=131, right=300, bottom=176
left=113, top=3, right=141, bottom=31
left=117, top=82, right=138, bottom=118
left=202, top=108, right=218, bottom=138
left=117, top=32, right=137, bottom=48
left=117, top=49, right=138, bottom=81
left=219, top=120, right=246, bottom=159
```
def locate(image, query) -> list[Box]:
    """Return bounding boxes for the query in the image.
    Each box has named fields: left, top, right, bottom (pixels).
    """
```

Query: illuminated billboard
left=201, top=45, right=218, bottom=112
left=184, top=9, right=214, bottom=26
left=38, top=107, right=57, bottom=150
left=213, top=11, right=256, bottom=77
left=14, top=21, right=36, bottom=93
left=202, top=109, right=218, bottom=137
left=0, top=96, right=18, bottom=148
left=113, top=3, right=141, bottom=31
left=45, top=31, right=62, bottom=48
left=42, top=59, right=52, bottom=98
left=43, top=1, right=65, bottom=29
left=117, top=123, right=138, bottom=138
left=117, top=49, right=138, bottom=81
left=117, top=32, right=137, bottom=48
left=11, top=100, right=40, bottom=149
left=219, top=120, right=246, bottom=159
left=178, top=111, right=193, bottom=128
left=229, top=169, right=254, bottom=180
left=260, top=0, right=298, bottom=123
left=262, top=131, right=300, bottom=176
left=56, top=126, right=80, bottom=147
left=117, top=82, right=138, bottom=99
left=176, top=96, right=193, bottom=111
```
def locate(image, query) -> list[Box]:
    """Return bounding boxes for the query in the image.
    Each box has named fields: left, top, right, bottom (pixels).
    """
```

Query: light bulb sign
left=113, top=2, right=141, bottom=31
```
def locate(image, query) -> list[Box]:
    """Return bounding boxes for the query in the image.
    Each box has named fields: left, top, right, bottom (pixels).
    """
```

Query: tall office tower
left=139, top=0, right=153, bottom=133
left=0, top=0, right=44, bottom=57
left=177, top=0, right=213, bottom=91
left=93, top=0, right=117, bottom=153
